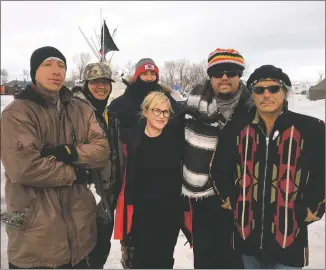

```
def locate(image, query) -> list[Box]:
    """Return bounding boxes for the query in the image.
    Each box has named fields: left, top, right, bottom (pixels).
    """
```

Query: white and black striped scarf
left=182, top=80, right=248, bottom=198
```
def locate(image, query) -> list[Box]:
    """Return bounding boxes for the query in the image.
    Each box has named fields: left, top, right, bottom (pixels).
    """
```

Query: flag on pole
left=99, top=20, right=119, bottom=59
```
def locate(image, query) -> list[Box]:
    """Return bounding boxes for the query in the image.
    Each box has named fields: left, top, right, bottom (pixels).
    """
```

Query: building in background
left=5, top=80, right=27, bottom=95
left=0, top=85, right=7, bottom=95
left=307, top=79, right=326, bottom=101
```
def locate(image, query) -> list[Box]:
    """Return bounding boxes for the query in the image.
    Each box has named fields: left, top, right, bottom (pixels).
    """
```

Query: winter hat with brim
left=207, top=48, right=245, bottom=78
left=246, top=65, right=292, bottom=90
left=84, top=62, right=115, bottom=82
left=30, top=46, right=67, bottom=84
left=133, top=58, right=159, bottom=81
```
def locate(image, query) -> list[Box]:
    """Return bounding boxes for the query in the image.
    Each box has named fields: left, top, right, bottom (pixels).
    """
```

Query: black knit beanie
left=247, top=65, right=292, bottom=90
left=30, top=46, right=67, bottom=84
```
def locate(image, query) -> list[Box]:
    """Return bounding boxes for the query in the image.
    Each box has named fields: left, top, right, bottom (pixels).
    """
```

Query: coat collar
left=15, top=84, right=73, bottom=108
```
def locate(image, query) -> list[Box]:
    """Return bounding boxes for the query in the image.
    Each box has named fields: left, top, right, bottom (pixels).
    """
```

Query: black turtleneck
left=108, top=78, right=160, bottom=130
left=129, top=77, right=159, bottom=104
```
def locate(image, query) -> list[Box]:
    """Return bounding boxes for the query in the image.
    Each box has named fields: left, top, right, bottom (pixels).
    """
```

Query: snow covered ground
left=1, top=94, right=325, bottom=269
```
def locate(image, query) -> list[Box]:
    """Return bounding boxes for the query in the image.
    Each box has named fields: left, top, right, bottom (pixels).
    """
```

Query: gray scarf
left=215, top=84, right=244, bottom=120
left=185, top=80, right=247, bottom=128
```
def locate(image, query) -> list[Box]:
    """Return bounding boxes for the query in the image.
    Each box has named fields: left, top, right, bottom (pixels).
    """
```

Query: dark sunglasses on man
left=251, top=85, right=283, bottom=95
left=212, top=70, right=241, bottom=79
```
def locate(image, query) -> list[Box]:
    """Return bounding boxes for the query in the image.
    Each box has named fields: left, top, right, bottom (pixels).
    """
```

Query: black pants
left=9, top=257, right=91, bottom=269
left=191, top=196, right=244, bottom=269
left=131, top=198, right=181, bottom=269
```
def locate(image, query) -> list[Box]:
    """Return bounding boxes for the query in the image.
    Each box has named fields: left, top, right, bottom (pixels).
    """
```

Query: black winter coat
left=107, top=80, right=182, bottom=145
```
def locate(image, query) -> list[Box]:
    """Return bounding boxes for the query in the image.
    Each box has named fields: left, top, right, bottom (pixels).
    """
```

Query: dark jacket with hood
left=211, top=104, right=325, bottom=267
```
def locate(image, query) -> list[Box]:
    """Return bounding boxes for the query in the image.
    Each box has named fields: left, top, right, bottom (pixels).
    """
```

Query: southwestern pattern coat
left=211, top=107, right=325, bottom=267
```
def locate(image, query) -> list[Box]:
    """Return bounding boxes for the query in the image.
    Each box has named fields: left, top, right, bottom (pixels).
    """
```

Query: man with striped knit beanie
left=181, top=48, right=253, bottom=268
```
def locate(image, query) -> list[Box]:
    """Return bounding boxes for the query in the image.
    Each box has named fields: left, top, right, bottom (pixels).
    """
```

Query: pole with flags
left=101, top=19, right=105, bottom=62
left=78, top=27, right=101, bottom=61
left=108, top=25, right=118, bottom=65
left=78, top=10, right=119, bottom=65
left=99, top=19, right=119, bottom=63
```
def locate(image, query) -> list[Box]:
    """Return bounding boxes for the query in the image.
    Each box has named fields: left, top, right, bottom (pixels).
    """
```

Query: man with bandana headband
left=211, top=65, right=325, bottom=269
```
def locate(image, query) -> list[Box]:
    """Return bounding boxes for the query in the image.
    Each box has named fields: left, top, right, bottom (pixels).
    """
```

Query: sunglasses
left=212, top=71, right=240, bottom=79
left=252, top=85, right=283, bottom=94
left=151, top=108, right=171, bottom=118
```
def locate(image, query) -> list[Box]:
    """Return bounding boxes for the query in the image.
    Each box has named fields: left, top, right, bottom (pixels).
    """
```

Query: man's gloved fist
left=41, top=144, right=78, bottom=164
left=74, top=167, right=91, bottom=184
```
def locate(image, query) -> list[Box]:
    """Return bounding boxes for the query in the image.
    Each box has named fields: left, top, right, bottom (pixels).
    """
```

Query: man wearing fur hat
left=108, top=58, right=182, bottom=269
left=182, top=48, right=252, bottom=268
left=1, top=46, right=109, bottom=269
left=211, top=65, right=325, bottom=268
left=72, top=62, right=125, bottom=268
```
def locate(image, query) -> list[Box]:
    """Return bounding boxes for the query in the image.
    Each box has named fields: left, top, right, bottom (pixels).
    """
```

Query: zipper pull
left=272, top=130, right=279, bottom=140
left=72, top=133, right=76, bottom=142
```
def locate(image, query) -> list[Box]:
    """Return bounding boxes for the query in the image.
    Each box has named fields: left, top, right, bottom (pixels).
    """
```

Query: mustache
left=260, top=99, right=274, bottom=104
left=218, top=80, right=231, bottom=86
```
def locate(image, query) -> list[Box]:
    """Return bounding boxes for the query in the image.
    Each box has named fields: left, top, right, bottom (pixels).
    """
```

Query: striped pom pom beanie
left=207, top=48, right=245, bottom=77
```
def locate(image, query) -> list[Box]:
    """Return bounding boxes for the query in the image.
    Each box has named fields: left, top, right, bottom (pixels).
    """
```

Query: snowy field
left=1, top=94, right=325, bottom=269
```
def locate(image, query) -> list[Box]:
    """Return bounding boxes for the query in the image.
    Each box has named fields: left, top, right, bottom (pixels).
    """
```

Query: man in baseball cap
left=73, top=62, right=124, bottom=269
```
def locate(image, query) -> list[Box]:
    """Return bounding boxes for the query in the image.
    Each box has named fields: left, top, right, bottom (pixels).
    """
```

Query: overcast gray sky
left=1, top=1, right=325, bottom=82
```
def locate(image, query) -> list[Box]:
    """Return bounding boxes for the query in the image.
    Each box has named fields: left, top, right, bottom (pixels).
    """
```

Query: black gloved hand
left=41, top=144, right=78, bottom=164
left=74, top=167, right=91, bottom=184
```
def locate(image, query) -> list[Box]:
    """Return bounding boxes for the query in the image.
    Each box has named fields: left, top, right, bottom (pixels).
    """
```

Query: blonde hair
left=141, top=91, right=174, bottom=117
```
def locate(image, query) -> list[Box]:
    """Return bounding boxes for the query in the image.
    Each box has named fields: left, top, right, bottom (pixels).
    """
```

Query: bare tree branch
left=1, top=69, right=9, bottom=84
left=72, top=52, right=91, bottom=80
left=160, top=59, right=208, bottom=97
left=22, top=69, right=29, bottom=81
left=123, top=61, right=135, bottom=78
left=70, top=70, right=79, bottom=81
left=317, top=69, right=325, bottom=83
left=242, top=62, right=250, bottom=78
